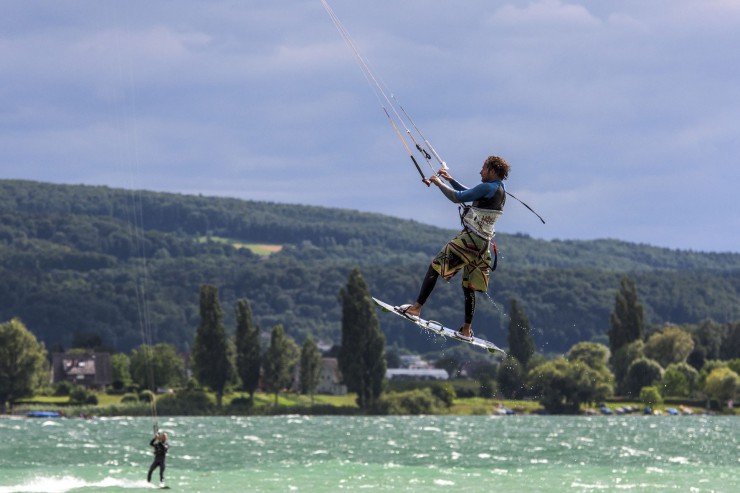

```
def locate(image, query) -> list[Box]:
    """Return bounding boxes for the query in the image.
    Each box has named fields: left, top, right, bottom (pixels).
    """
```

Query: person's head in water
left=482, top=155, right=510, bottom=181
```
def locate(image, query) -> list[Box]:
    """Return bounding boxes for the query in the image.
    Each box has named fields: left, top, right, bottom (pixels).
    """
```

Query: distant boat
left=26, top=411, right=62, bottom=418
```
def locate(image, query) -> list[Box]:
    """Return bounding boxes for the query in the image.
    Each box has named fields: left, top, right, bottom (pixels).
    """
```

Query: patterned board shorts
left=431, top=229, right=492, bottom=292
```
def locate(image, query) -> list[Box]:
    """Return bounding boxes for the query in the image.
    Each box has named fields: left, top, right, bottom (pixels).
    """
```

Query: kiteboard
left=372, top=297, right=505, bottom=354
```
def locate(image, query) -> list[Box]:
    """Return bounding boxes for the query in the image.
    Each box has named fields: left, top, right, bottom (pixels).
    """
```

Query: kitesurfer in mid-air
left=147, top=432, right=169, bottom=484
left=399, top=155, right=509, bottom=340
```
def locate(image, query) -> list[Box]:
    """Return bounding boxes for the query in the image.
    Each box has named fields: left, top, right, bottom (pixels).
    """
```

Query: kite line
left=321, top=0, right=544, bottom=223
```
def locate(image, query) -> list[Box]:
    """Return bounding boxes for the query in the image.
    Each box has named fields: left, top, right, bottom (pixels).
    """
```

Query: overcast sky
left=2, top=1, right=739, bottom=253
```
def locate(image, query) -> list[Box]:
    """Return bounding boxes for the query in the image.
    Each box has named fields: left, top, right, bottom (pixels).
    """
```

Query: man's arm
left=454, top=182, right=498, bottom=203
left=431, top=177, right=495, bottom=204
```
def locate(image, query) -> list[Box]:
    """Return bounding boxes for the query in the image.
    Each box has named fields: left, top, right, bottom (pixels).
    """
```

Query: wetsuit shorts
left=431, top=229, right=492, bottom=292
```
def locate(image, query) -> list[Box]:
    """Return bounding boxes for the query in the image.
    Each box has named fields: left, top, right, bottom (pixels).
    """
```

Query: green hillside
left=1, top=179, right=739, bottom=354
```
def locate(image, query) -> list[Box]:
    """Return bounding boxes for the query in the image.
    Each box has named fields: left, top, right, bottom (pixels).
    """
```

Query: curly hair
left=484, top=155, right=510, bottom=180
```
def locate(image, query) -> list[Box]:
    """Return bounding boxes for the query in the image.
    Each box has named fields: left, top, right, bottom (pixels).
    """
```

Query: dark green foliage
left=611, top=339, right=644, bottom=395
left=692, top=320, right=727, bottom=362
left=338, top=269, right=386, bottom=410
left=2, top=180, right=740, bottom=357
left=372, top=388, right=440, bottom=415
left=644, top=325, right=694, bottom=368
left=478, top=374, right=497, bottom=399
left=497, top=355, right=525, bottom=399
left=138, top=390, right=154, bottom=403
left=234, top=299, right=260, bottom=402
left=226, top=396, right=254, bottom=415
left=69, top=386, right=91, bottom=404
left=608, top=277, right=645, bottom=359
left=121, top=393, right=139, bottom=403
left=53, top=381, right=72, bottom=397
left=507, top=298, right=535, bottom=367
left=262, top=325, right=299, bottom=406
left=527, top=357, right=613, bottom=414
left=567, top=341, right=611, bottom=370
left=129, top=343, right=185, bottom=391
left=640, top=386, right=663, bottom=407
left=430, top=382, right=457, bottom=407
left=0, top=318, right=48, bottom=413
left=566, top=342, right=614, bottom=401
left=625, top=358, right=664, bottom=397
left=157, top=389, right=215, bottom=415
left=661, top=362, right=698, bottom=397
left=299, top=336, right=322, bottom=400
left=192, top=285, right=233, bottom=408
left=110, top=353, right=132, bottom=388
left=721, top=322, right=740, bottom=360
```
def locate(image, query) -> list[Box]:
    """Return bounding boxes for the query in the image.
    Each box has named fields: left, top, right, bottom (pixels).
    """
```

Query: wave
left=0, top=476, right=154, bottom=493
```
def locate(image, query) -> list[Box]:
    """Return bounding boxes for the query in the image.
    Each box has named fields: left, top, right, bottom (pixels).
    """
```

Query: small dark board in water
left=372, top=297, right=505, bottom=354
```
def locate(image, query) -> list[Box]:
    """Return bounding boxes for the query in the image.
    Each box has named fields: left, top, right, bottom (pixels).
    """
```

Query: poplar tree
left=234, top=299, right=261, bottom=403
left=608, top=277, right=645, bottom=362
left=192, top=284, right=233, bottom=409
left=299, top=335, right=323, bottom=404
left=507, top=298, right=535, bottom=368
left=338, top=268, right=386, bottom=410
left=263, top=324, right=299, bottom=406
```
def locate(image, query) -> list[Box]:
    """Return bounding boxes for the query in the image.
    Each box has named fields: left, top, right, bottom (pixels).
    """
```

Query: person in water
left=399, top=155, right=509, bottom=340
left=147, top=432, right=169, bottom=484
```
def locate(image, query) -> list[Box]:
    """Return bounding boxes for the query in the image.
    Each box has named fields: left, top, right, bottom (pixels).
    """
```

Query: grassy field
left=12, top=390, right=721, bottom=416
left=197, top=236, right=282, bottom=256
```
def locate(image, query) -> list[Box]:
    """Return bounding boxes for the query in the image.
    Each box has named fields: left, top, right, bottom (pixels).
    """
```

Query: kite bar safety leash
left=506, top=191, right=546, bottom=224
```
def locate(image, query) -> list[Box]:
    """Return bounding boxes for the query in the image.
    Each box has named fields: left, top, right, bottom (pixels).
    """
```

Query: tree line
left=493, top=277, right=740, bottom=413
left=3, top=269, right=739, bottom=415
left=0, top=267, right=390, bottom=414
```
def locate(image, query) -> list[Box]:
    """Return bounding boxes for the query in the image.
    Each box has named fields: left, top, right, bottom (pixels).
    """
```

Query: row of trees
left=2, top=267, right=739, bottom=415
left=0, top=266, right=386, bottom=414
left=122, top=268, right=384, bottom=411
left=494, top=277, right=740, bottom=413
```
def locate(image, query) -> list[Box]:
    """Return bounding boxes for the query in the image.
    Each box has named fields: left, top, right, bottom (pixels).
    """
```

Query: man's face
left=480, top=165, right=497, bottom=182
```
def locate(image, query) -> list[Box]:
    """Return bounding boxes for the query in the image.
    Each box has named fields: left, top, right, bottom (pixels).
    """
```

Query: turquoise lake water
left=0, top=415, right=737, bottom=492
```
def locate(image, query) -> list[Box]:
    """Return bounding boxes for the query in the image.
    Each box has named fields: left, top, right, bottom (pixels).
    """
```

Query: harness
left=457, top=182, right=505, bottom=271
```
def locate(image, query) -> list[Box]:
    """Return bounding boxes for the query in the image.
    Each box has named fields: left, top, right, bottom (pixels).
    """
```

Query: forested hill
left=1, top=179, right=739, bottom=354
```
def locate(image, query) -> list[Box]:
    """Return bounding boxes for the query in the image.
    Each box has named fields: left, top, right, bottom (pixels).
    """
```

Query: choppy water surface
left=0, top=415, right=737, bottom=492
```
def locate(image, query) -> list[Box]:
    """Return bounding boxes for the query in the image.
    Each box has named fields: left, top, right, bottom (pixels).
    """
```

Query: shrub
left=372, top=389, right=439, bottom=415
left=430, top=382, right=457, bottom=407
left=640, top=386, right=663, bottom=407
left=226, top=396, right=253, bottom=415
left=157, top=390, right=215, bottom=416
left=121, top=393, right=139, bottom=404
left=625, top=358, right=663, bottom=397
left=69, top=386, right=90, bottom=404
left=139, top=390, right=154, bottom=403
left=54, top=381, right=72, bottom=397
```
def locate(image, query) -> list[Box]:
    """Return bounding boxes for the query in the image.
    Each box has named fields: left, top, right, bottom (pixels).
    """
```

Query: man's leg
left=459, top=287, right=476, bottom=337
left=404, top=265, right=439, bottom=317
left=160, top=459, right=166, bottom=482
